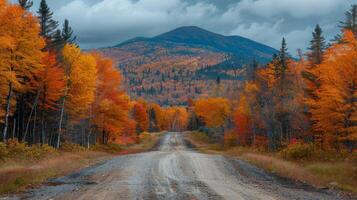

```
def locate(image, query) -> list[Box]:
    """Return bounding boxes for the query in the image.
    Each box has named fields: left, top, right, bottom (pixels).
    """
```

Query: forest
left=0, top=0, right=356, bottom=197
left=0, top=0, right=356, bottom=156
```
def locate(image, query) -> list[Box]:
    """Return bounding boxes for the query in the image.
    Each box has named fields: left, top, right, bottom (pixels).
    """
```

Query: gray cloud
left=10, top=0, right=357, bottom=55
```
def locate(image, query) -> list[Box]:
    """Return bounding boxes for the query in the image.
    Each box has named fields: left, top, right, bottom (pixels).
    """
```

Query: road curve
left=5, top=132, right=350, bottom=200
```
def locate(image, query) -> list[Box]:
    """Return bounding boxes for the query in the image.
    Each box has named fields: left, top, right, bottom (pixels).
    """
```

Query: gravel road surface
left=3, top=132, right=351, bottom=200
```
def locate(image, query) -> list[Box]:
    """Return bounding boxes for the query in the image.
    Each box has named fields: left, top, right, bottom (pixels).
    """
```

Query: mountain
left=98, top=26, right=278, bottom=105
left=115, top=26, right=277, bottom=63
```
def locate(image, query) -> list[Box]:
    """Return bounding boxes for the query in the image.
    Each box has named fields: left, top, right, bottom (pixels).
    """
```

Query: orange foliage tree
left=132, top=102, right=149, bottom=133
left=193, top=98, right=231, bottom=128
left=0, top=1, right=44, bottom=140
left=308, top=30, right=357, bottom=151
left=91, top=52, right=130, bottom=144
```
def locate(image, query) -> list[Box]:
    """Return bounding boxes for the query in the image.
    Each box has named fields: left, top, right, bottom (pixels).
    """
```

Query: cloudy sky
left=13, top=0, right=357, bottom=55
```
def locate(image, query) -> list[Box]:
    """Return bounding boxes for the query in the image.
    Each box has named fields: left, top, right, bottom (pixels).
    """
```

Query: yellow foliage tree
left=194, top=98, right=231, bottom=128
left=0, top=2, right=44, bottom=140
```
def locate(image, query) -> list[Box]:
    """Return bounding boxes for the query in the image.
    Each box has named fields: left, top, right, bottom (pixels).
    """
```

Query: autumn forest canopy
left=0, top=0, right=356, bottom=156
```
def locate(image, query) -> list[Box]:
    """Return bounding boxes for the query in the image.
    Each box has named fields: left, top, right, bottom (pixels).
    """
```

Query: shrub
left=6, top=139, right=28, bottom=158
left=26, top=144, right=56, bottom=159
left=0, top=142, right=8, bottom=159
left=281, top=142, right=314, bottom=160
left=223, top=130, right=237, bottom=147
left=60, top=142, right=86, bottom=152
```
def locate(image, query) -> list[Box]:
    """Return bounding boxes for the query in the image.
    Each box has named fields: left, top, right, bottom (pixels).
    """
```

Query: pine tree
left=303, top=25, right=326, bottom=99
left=335, top=4, right=357, bottom=40
left=278, top=38, right=289, bottom=91
left=61, top=19, right=76, bottom=44
left=307, top=25, right=326, bottom=66
left=18, top=0, right=33, bottom=10
left=37, top=0, right=58, bottom=40
left=340, top=5, right=357, bottom=37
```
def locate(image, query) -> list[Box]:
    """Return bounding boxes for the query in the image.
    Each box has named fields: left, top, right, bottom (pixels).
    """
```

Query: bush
left=26, top=144, right=56, bottom=159
left=60, top=142, right=86, bottom=152
left=6, top=139, right=28, bottom=158
left=281, top=142, right=314, bottom=160
left=0, top=142, right=8, bottom=159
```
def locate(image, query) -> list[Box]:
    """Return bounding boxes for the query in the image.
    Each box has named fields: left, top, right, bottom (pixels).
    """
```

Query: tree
left=58, top=44, right=97, bottom=147
left=34, top=52, right=65, bottom=143
left=339, top=5, right=357, bottom=37
left=309, top=31, right=357, bottom=152
left=61, top=19, right=76, bottom=44
left=132, top=102, right=149, bottom=133
left=194, top=98, right=231, bottom=128
left=234, top=95, right=252, bottom=145
left=307, top=25, right=326, bottom=66
left=18, top=0, right=33, bottom=10
left=37, top=0, right=58, bottom=40
left=0, top=2, right=45, bottom=141
left=91, top=53, right=130, bottom=144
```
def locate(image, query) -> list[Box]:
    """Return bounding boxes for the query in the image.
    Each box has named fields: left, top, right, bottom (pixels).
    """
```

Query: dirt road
left=4, top=132, right=350, bottom=200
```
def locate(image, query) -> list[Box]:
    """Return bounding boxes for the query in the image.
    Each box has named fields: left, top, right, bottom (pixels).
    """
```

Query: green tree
left=61, top=19, right=76, bottom=44
left=307, top=24, right=326, bottom=66
left=37, top=0, right=58, bottom=40
left=18, top=0, right=33, bottom=10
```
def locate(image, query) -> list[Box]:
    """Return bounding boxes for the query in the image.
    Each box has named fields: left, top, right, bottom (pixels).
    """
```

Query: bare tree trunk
left=87, top=107, right=92, bottom=149
left=12, top=118, right=16, bottom=139
left=57, top=88, right=68, bottom=149
left=23, top=91, right=40, bottom=141
left=3, top=82, right=13, bottom=142
left=32, top=104, right=37, bottom=144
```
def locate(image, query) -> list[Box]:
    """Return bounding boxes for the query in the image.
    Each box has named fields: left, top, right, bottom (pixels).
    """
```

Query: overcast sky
left=12, top=0, right=357, bottom=55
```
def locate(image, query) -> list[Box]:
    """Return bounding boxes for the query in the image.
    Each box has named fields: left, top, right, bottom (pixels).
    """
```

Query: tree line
left=0, top=0, right=190, bottom=148
left=187, top=5, right=357, bottom=153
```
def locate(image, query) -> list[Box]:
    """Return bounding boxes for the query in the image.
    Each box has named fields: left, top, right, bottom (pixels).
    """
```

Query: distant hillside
left=98, top=26, right=278, bottom=105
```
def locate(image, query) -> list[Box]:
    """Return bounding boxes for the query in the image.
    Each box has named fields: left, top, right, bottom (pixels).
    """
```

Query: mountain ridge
left=98, top=26, right=278, bottom=105
left=113, top=26, right=278, bottom=63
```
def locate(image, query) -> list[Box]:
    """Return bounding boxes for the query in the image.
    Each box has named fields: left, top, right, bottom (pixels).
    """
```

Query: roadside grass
left=0, top=132, right=164, bottom=195
left=184, top=131, right=357, bottom=193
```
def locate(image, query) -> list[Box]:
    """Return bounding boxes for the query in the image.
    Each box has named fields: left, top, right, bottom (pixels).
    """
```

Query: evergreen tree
left=335, top=4, right=357, bottom=40
left=278, top=38, right=289, bottom=91
left=303, top=25, right=326, bottom=99
left=340, top=5, right=357, bottom=36
left=307, top=24, right=326, bottom=66
left=18, top=0, right=33, bottom=10
left=61, top=19, right=77, bottom=44
left=37, top=0, right=58, bottom=40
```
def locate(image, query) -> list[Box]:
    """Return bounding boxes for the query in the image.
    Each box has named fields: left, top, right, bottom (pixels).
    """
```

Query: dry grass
left=184, top=131, right=357, bottom=193
left=0, top=151, right=111, bottom=195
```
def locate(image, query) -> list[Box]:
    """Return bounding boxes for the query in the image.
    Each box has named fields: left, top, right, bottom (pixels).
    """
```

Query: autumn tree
left=194, top=98, right=231, bottom=128
left=58, top=44, right=97, bottom=147
left=132, top=102, right=149, bottom=133
left=0, top=2, right=44, bottom=141
left=308, top=31, right=357, bottom=152
left=31, top=52, right=65, bottom=143
left=91, top=53, right=130, bottom=144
